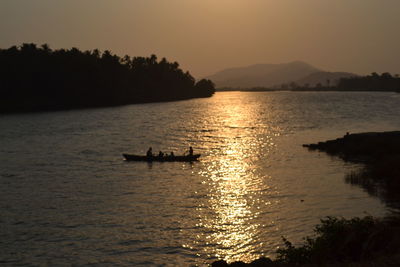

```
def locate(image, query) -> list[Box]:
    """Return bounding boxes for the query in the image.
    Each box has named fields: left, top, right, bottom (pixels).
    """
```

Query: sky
left=1, top=0, right=400, bottom=78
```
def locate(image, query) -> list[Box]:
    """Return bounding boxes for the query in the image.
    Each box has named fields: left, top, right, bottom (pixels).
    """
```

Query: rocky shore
left=303, top=131, right=400, bottom=162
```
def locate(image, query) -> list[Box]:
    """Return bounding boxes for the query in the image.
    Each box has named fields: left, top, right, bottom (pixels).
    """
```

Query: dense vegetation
left=337, top=72, right=400, bottom=91
left=276, top=216, right=400, bottom=265
left=0, top=43, right=215, bottom=113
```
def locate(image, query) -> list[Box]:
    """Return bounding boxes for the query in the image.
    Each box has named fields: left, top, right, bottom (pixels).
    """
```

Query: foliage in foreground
left=276, top=216, right=400, bottom=265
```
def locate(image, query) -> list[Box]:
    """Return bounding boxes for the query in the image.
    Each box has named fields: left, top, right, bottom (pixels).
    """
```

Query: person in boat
left=189, top=146, right=193, bottom=156
left=158, top=151, right=164, bottom=157
left=146, top=147, right=153, bottom=157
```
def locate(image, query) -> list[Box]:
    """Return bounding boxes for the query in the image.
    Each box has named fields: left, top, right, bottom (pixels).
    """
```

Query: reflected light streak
left=196, top=101, right=275, bottom=263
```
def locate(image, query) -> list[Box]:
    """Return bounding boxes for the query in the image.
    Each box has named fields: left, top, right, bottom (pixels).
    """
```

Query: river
left=1, top=91, right=400, bottom=266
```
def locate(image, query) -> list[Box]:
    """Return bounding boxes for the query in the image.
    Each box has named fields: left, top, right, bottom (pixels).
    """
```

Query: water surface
left=1, top=91, right=400, bottom=266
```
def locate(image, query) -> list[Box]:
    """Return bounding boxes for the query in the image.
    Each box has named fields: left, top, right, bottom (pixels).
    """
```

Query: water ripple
left=0, top=92, right=398, bottom=265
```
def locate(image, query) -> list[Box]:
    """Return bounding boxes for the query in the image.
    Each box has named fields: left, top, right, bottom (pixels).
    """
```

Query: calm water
left=1, top=91, right=400, bottom=266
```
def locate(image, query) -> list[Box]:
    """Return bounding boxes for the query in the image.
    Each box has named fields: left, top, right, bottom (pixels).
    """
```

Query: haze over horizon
left=1, top=0, right=399, bottom=78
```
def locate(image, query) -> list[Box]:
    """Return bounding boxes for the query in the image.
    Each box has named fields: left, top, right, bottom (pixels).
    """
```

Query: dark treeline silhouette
left=0, top=43, right=215, bottom=113
left=337, top=72, right=400, bottom=91
left=288, top=72, right=400, bottom=92
left=218, top=72, right=400, bottom=92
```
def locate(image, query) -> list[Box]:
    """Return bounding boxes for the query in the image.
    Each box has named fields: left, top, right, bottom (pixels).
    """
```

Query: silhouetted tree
left=194, top=79, right=215, bottom=97
left=337, top=72, right=400, bottom=92
left=289, top=82, right=298, bottom=89
left=0, top=44, right=215, bottom=113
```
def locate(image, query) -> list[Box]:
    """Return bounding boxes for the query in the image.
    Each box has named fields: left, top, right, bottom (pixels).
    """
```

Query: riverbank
left=304, top=131, right=400, bottom=208
left=212, top=131, right=400, bottom=266
left=303, top=131, right=400, bottom=161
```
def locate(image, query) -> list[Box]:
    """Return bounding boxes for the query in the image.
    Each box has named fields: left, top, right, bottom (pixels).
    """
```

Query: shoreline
left=0, top=94, right=212, bottom=115
left=212, top=131, right=400, bottom=266
left=216, top=88, right=400, bottom=93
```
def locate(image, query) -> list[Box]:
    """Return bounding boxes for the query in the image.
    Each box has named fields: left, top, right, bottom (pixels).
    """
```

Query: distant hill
left=206, top=61, right=320, bottom=88
left=206, top=61, right=356, bottom=89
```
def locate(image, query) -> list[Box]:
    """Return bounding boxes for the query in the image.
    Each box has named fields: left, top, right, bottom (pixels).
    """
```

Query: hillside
left=206, top=61, right=321, bottom=88
left=207, top=61, right=356, bottom=89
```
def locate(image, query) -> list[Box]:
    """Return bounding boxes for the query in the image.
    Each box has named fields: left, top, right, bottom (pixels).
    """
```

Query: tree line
left=337, top=72, right=400, bottom=91
left=283, top=72, right=400, bottom=92
left=0, top=43, right=215, bottom=113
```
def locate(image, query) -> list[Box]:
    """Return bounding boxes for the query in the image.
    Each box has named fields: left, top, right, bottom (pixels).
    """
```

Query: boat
left=122, top=153, right=201, bottom=162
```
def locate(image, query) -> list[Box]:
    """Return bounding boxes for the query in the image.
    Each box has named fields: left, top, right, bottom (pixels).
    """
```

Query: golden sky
left=1, top=0, right=399, bottom=77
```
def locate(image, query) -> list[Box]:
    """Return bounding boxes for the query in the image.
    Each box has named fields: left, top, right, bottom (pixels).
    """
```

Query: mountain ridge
left=206, top=61, right=356, bottom=89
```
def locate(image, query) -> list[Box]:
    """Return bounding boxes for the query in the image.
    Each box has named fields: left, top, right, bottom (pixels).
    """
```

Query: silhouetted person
left=147, top=147, right=153, bottom=157
left=159, top=151, right=164, bottom=157
left=189, top=146, right=193, bottom=156
left=170, top=152, right=174, bottom=157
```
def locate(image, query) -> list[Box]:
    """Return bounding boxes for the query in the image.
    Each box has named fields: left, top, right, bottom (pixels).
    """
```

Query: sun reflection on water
left=195, top=101, right=277, bottom=263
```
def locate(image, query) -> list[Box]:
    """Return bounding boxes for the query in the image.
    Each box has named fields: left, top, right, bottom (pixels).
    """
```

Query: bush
left=276, top=216, right=400, bottom=265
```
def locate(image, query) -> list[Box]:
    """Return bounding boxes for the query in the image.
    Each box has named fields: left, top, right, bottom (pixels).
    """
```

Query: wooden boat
left=122, top=153, right=201, bottom=162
